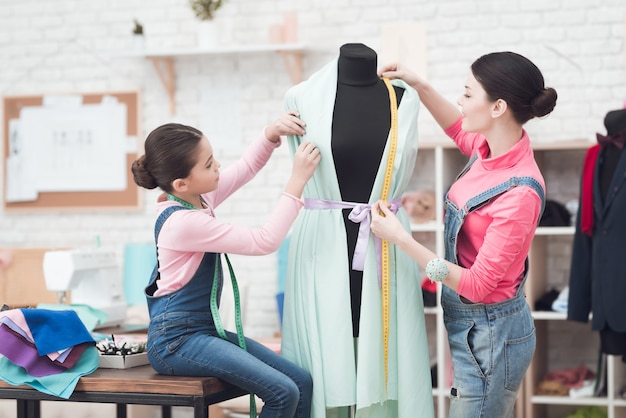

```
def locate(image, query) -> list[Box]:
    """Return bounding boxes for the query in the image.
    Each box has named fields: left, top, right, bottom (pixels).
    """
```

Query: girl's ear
left=491, top=99, right=508, bottom=118
left=171, top=178, right=189, bottom=192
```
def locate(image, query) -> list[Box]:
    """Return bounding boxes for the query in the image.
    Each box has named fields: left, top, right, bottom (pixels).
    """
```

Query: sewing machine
left=43, top=249, right=126, bottom=329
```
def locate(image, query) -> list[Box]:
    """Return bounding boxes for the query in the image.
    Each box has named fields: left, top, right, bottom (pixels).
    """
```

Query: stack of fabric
left=536, top=365, right=596, bottom=398
left=0, top=308, right=99, bottom=398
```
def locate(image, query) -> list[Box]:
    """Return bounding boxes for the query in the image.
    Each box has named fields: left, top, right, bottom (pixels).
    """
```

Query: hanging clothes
left=569, top=109, right=626, bottom=357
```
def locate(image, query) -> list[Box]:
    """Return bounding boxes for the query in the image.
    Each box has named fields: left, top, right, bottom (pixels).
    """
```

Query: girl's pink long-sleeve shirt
left=444, top=118, right=545, bottom=303
left=153, top=133, right=303, bottom=296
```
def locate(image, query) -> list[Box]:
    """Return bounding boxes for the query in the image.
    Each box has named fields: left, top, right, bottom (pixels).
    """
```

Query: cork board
left=0, top=248, right=60, bottom=308
left=2, top=91, right=140, bottom=211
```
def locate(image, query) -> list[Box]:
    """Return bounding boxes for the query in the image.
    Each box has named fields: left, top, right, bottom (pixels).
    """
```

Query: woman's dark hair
left=131, top=123, right=204, bottom=193
left=471, top=51, right=558, bottom=125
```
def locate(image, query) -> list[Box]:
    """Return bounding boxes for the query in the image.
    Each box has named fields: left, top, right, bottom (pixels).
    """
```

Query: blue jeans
left=442, top=286, right=535, bottom=418
left=147, top=316, right=312, bottom=418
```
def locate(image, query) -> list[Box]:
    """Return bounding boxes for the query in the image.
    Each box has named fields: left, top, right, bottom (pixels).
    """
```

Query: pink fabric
left=545, top=366, right=595, bottom=389
left=0, top=309, right=35, bottom=341
left=154, top=133, right=304, bottom=296
left=444, top=118, right=545, bottom=303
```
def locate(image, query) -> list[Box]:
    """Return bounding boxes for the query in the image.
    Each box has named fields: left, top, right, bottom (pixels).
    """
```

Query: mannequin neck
left=337, top=43, right=380, bottom=86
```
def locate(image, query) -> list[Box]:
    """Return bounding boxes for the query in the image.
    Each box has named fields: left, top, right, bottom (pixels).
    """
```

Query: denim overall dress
left=442, top=155, right=545, bottom=418
left=145, top=206, right=226, bottom=375
left=144, top=206, right=313, bottom=418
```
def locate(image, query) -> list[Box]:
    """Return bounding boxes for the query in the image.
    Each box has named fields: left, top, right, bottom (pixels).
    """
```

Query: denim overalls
left=145, top=206, right=313, bottom=418
left=442, top=155, right=545, bottom=418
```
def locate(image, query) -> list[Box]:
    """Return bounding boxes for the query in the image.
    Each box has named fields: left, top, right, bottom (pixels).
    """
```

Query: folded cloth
left=545, top=365, right=595, bottom=389
left=1, top=309, right=74, bottom=361
left=570, top=380, right=596, bottom=398
left=535, top=288, right=560, bottom=311
left=0, top=324, right=66, bottom=377
left=0, top=344, right=99, bottom=399
left=0, top=309, right=35, bottom=342
left=536, top=379, right=568, bottom=396
left=54, top=342, right=89, bottom=369
left=0, top=315, right=33, bottom=343
left=36, top=303, right=109, bottom=331
left=551, top=286, right=569, bottom=313
left=21, top=308, right=94, bottom=355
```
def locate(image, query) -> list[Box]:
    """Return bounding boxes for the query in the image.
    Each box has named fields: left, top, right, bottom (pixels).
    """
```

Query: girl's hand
left=370, top=200, right=407, bottom=244
left=265, top=111, right=306, bottom=143
left=284, top=141, right=320, bottom=197
left=292, top=141, right=320, bottom=182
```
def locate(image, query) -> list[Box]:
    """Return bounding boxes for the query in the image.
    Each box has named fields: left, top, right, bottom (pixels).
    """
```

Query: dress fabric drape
left=281, top=59, right=434, bottom=418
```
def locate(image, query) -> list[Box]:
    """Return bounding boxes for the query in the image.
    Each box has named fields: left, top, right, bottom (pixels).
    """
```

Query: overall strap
left=146, top=206, right=189, bottom=295
left=454, top=154, right=546, bottom=222
left=465, top=176, right=546, bottom=222
left=455, top=154, right=479, bottom=182
left=154, top=206, right=188, bottom=242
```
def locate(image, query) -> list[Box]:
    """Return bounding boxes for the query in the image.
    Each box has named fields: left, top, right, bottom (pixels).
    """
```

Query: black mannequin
left=331, top=43, right=404, bottom=337
left=597, top=108, right=626, bottom=356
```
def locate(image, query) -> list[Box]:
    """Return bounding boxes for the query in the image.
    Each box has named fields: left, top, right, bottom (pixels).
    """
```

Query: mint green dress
left=282, top=59, right=434, bottom=418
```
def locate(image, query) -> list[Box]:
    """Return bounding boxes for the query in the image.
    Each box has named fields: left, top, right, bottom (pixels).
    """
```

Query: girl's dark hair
left=471, top=51, right=558, bottom=125
left=131, top=123, right=204, bottom=193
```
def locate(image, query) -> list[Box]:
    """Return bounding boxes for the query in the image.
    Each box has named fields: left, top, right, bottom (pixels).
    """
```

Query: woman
left=370, top=51, right=557, bottom=417
left=131, top=111, right=320, bottom=418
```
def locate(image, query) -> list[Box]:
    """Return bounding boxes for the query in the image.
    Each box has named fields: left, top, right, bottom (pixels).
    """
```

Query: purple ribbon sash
left=304, top=198, right=402, bottom=286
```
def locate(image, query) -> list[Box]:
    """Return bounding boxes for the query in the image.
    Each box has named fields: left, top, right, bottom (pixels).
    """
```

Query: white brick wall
left=0, top=0, right=624, bottom=344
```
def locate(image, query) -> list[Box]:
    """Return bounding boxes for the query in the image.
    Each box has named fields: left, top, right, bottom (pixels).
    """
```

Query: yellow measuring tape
left=380, top=77, right=398, bottom=395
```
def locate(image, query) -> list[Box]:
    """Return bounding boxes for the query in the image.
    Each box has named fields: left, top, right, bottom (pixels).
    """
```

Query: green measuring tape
left=211, top=253, right=256, bottom=417
left=167, top=194, right=257, bottom=417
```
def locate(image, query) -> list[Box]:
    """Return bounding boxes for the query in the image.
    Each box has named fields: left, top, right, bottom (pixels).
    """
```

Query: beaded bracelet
left=425, top=258, right=449, bottom=282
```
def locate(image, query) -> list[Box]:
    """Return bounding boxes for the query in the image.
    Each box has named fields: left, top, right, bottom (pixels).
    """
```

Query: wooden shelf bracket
left=148, top=57, right=176, bottom=115
left=277, top=51, right=303, bottom=85
left=134, top=45, right=305, bottom=115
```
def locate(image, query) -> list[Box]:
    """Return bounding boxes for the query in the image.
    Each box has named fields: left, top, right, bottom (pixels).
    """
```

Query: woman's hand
left=284, top=141, right=320, bottom=197
left=370, top=200, right=409, bottom=245
left=378, top=63, right=425, bottom=91
left=265, top=111, right=306, bottom=143
left=380, top=63, right=461, bottom=130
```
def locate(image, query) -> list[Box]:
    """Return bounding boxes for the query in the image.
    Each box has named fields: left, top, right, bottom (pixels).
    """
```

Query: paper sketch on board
left=15, top=96, right=128, bottom=194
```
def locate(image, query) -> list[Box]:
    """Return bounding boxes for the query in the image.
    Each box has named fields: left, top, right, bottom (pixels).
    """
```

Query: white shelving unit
left=110, top=43, right=306, bottom=114
left=410, top=139, right=626, bottom=418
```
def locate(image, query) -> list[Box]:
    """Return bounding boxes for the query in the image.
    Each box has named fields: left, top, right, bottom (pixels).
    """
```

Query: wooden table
left=0, top=365, right=246, bottom=418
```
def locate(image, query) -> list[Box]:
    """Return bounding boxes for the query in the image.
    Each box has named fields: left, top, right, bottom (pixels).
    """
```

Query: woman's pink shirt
left=445, top=118, right=545, bottom=303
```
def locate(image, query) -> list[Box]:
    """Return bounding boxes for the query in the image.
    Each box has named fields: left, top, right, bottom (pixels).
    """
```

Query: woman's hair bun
left=531, top=87, right=558, bottom=118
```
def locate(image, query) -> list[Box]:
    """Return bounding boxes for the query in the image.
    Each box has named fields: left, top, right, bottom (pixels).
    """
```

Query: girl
left=131, top=111, right=320, bottom=418
left=371, top=51, right=557, bottom=417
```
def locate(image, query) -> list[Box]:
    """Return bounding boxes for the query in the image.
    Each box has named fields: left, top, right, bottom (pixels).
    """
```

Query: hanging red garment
left=581, top=145, right=601, bottom=236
